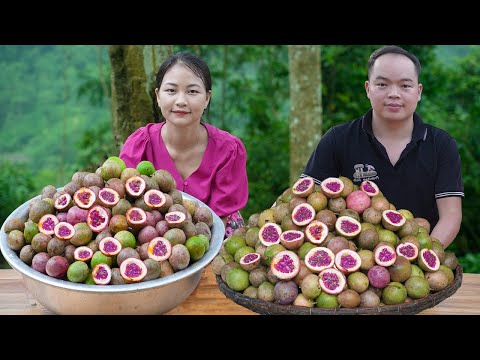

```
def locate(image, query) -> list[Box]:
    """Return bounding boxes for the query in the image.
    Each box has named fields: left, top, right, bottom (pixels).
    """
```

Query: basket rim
left=216, top=265, right=463, bottom=315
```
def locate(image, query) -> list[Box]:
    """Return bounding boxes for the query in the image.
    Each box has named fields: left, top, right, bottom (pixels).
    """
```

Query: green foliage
left=0, top=159, right=37, bottom=268
left=458, top=252, right=480, bottom=274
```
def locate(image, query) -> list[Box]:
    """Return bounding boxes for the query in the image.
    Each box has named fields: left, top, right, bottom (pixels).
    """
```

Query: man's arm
left=430, top=197, right=462, bottom=249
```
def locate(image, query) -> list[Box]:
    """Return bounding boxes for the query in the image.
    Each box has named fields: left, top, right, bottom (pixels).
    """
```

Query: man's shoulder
left=328, top=116, right=363, bottom=136
left=424, top=123, right=457, bottom=143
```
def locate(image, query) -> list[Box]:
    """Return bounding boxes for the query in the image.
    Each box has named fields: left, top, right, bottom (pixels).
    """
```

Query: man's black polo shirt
left=302, top=109, right=464, bottom=229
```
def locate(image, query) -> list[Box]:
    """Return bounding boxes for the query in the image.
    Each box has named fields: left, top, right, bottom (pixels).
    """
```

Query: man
left=301, top=45, right=463, bottom=248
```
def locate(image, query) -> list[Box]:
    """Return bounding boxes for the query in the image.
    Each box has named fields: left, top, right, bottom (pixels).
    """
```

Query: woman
left=119, top=51, right=248, bottom=238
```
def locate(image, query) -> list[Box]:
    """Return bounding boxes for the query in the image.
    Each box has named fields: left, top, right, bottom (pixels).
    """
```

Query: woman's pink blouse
left=119, top=122, right=248, bottom=218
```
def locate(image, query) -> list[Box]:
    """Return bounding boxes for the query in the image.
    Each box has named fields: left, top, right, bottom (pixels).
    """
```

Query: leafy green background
left=1, top=45, right=479, bottom=272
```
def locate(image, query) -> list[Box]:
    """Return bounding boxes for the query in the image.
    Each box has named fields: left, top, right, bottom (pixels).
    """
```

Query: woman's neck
left=162, top=121, right=205, bottom=149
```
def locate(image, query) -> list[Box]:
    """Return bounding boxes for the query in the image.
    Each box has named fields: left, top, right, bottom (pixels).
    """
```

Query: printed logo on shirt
left=353, top=163, right=379, bottom=183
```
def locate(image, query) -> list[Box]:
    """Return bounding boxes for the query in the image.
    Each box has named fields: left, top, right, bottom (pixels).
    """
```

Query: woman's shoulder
left=124, top=122, right=162, bottom=142
left=203, top=122, right=245, bottom=149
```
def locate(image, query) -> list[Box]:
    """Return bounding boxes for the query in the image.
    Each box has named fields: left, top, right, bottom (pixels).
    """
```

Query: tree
left=108, top=45, right=174, bottom=153
left=288, top=45, right=322, bottom=185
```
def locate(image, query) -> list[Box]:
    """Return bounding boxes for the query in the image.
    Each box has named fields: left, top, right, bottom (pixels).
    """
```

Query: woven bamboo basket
left=216, top=265, right=463, bottom=315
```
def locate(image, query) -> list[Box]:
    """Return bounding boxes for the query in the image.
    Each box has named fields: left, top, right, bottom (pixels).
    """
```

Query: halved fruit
left=54, top=221, right=75, bottom=240
left=92, top=263, right=112, bottom=285
left=239, top=252, right=261, bottom=271
left=126, top=207, right=147, bottom=229
left=417, top=248, right=440, bottom=272
left=86, top=205, right=110, bottom=233
left=305, top=220, right=329, bottom=245
left=396, top=241, right=419, bottom=262
left=374, top=243, right=397, bottom=267
left=164, top=210, right=187, bottom=228
left=143, top=189, right=167, bottom=209
left=73, top=246, right=94, bottom=262
left=292, top=176, right=315, bottom=198
left=99, top=236, right=122, bottom=256
left=147, top=237, right=172, bottom=262
left=38, top=214, right=59, bottom=236
left=304, top=246, right=335, bottom=273
left=320, top=177, right=344, bottom=199
left=259, top=223, right=282, bottom=247
left=360, top=180, right=380, bottom=197
left=279, top=230, right=304, bottom=250
left=73, top=187, right=96, bottom=209
left=382, top=209, right=406, bottom=231
left=334, top=248, right=362, bottom=274
left=270, top=250, right=300, bottom=280
left=335, top=216, right=361, bottom=239
left=97, top=187, right=120, bottom=208
left=291, top=203, right=316, bottom=226
left=125, top=176, right=146, bottom=198
left=54, top=193, right=72, bottom=211
left=318, top=267, right=346, bottom=295
left=120, top=258, right=148, bottom=282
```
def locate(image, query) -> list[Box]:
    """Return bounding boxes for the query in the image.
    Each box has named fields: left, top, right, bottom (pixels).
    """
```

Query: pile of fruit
left=212, top=176, right=459, bottom=310
left=3, top=157, right=214, bottom=285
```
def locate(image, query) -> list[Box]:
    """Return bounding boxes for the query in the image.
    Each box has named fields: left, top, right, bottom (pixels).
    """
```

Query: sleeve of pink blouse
left=118, top=128, right=148, bottom=168
left=210, top=137, right=249, bottom=218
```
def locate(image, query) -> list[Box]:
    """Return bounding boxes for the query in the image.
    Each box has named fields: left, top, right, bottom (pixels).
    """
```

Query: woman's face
left=156, top=63, right=211, bottom=126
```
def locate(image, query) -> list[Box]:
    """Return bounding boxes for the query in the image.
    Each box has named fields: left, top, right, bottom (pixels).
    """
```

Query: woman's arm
left=222, top=211, right=245, bottom=239
left=430, top=197, right=462, bottom=249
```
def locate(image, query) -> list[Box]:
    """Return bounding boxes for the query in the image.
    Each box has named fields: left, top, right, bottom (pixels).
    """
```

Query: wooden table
left=1, top=265, right=479, bottom=315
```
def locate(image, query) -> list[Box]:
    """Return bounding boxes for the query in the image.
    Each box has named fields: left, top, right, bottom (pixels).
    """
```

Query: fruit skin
left=67, top=261, right=90, bottom=283
left=381, top=282, right=407, bottom=305
left=367, top=265, right=390, bottom=289
left=346, top=190, right=371, bottom=214
left=404, top=276, right=430, bottom=299
left=226, top=267, right=250, bottom=292
left=136, top=160, right=156, bottom=176
left=185, top=235, right=207, bottom=262
left=273, top=280, right=298, bottom=305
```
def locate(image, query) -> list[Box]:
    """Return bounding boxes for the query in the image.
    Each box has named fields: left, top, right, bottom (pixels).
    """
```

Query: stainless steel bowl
left=0, top=191, right=224, bottom=315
